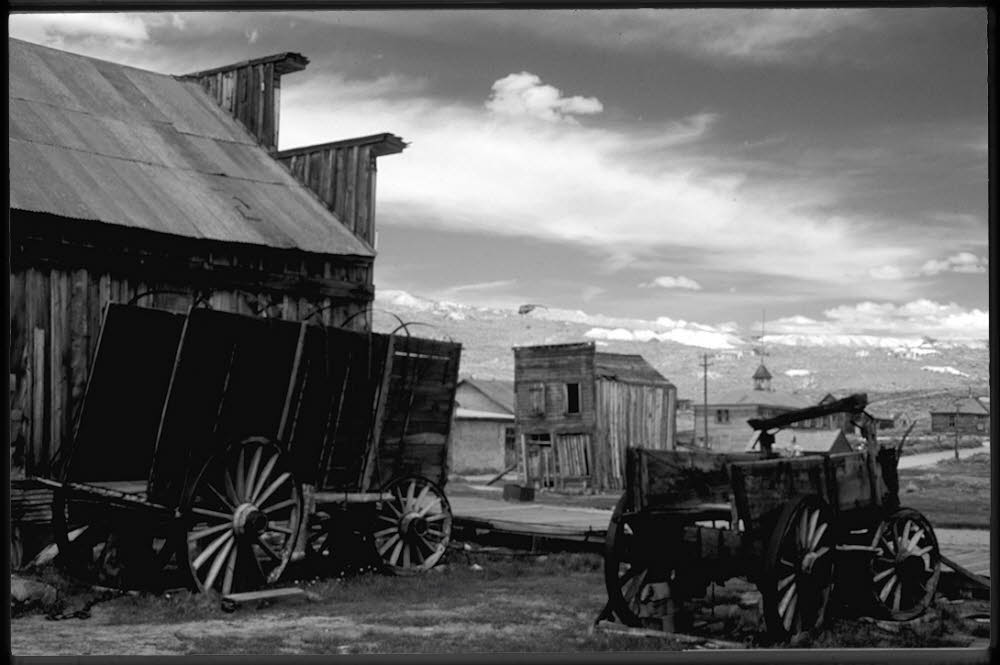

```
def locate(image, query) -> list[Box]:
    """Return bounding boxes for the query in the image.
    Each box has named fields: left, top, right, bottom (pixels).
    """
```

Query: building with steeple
left=692, top=362, right=814, bottom=452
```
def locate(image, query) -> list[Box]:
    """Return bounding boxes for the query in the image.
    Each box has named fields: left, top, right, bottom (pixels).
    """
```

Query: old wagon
left=601, top=394, right=941, bottom=640
left=39, top=301, right=461, bottom=595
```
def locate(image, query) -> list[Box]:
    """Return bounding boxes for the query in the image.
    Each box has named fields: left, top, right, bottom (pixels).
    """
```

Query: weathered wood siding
left=276, top=143, right=380, bottom=246
left=184, top=54, right=308, bottom=152
left=595, top=379, right=676, bottom=490
left=514, top=343, right=596, bottom=434
left=10, top=216, right=373, bottom=479
left=930, top=412, right=989, bottom=434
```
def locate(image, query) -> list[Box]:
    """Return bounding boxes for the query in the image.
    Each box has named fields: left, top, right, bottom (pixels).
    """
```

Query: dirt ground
left=10, top=549, right=991, bottom=655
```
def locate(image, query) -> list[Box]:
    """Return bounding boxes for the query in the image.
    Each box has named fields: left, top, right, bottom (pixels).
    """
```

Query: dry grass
left=897, top=453, right=991, bottom=528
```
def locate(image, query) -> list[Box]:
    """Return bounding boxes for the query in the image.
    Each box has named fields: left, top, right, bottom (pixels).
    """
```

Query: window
left=528, top=384, right=544, bottom=416
left=715, top=409, right=730, bottom=424
left=948, top=414, right=957, bottom=429
left=504, top=427, right=518, bottom=466
left=566, top=383, right=580, bottom=414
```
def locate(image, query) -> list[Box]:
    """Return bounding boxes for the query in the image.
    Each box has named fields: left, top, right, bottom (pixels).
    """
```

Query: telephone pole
left=702, top=353, right=711, bottom=449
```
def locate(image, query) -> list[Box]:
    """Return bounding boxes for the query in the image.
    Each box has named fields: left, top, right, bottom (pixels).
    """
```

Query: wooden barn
left=513, top=342, right=677, bottom=491
left=450, top=378, right=516, bottom=475
left=9, top=39, right=406, bottom=488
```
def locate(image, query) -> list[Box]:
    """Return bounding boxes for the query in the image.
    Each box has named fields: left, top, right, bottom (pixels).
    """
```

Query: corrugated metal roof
left=931, top=397, right=990, bottom=416
left=454, top=407, right=515, bottom=421
left=8, top=38, right=374, bottom=258
left=594, top=352, right=673, bottom=386
left=460, top=378, right=515, bottom=414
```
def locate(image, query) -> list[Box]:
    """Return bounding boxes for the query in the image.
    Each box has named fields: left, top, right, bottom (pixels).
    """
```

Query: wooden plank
left=361, top=336, right=396, bottom=489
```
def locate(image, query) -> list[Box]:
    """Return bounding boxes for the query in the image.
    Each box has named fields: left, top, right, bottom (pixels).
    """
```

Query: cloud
left=10, top=12, right=151, bottom=48
left=868, top=265, right=905, bottom=280
left=280, top=71, right=925, bottom=293
left=770, top=299, right=988, bottom=341
left=437, top=279, right=517, bottom=296
left=640, top=276, right=703, bottom=290
left=485, top=72, right=603, bottom=123
left=919, top=252, right=987, bottom=276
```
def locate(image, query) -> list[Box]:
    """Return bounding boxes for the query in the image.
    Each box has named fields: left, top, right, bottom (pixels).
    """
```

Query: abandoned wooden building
left=929, top=395, right=990, bottom=435
left=9, top=38, right=406, bottom=482
left=450, top=378, right=516, bottom=475
left=513, top=342, right=677, bottom=491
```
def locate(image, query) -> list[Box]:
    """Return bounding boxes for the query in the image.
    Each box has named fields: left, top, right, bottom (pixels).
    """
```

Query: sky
left=8, top=8, right=991, bottom=342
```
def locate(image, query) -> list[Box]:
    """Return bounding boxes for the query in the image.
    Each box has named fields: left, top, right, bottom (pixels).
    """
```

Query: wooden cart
left=38, top=302, right=461, bottom=595
left=601, top=394, right=941, bottom=640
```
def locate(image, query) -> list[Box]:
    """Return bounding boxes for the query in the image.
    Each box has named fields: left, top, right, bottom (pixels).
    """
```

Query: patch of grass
left=897, top=453, right=991, bottom=528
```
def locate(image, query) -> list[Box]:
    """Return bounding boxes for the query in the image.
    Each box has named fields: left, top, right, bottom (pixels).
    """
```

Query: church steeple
left=753, top=363, right=772, bottom=391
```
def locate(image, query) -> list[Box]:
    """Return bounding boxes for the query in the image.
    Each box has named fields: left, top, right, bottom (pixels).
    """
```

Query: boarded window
left=566, top=383, right=580, bottom=414
left=528, top=384, right=544, bottom=416
left=504, top=427, right=518, bottom=466
left=715, top=409, right=730, bottom=424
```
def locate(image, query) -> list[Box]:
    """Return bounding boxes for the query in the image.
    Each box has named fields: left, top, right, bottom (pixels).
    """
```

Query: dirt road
left=897, top=442, right=989, bottom=470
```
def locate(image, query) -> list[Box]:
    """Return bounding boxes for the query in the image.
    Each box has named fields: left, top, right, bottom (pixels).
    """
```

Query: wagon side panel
left=65, top=304, right=185, bottom=483
left=730, top=454, right=844, bottom=532
left=376, top=336, right=460, bottom=488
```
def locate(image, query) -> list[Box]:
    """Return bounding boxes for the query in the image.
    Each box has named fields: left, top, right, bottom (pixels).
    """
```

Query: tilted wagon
left=601, top=394, right=941, bottom=640
left=38, top=301, right=461, bottom=595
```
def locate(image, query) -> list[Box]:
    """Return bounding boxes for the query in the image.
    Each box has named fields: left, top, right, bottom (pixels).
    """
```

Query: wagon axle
left=232, top=503, right=268, bottom=538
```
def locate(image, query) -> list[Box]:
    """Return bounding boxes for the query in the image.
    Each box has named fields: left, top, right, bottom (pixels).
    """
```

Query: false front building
left=513, top=342, right=677, bottom=491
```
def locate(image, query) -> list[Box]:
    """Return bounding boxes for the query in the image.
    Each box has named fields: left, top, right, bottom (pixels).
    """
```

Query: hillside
left=371, top=290, right=990, bottom=426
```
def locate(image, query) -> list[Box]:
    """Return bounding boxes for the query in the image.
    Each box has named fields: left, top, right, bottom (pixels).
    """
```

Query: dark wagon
left=40, top=302, right=461, bottom=595
left=601, top=394, right=941, bottom=640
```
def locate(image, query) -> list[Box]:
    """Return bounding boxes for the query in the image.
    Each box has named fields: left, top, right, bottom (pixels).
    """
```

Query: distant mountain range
left=372, top=290, right=990, bottom=422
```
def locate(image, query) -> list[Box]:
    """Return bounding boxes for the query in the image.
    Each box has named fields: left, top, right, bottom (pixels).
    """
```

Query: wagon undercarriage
left=41, top=302, right=461, bottom=595
left=600, top=393, right=942, bottom=640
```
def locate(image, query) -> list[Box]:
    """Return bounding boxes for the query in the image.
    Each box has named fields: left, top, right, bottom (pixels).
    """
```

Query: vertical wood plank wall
left=9, top=263, right=370, bottom=478
left=277, top=144, right=378, bottom=246
left=594, top=380, right=677, bottom=490
left=188, top=61, right=281, bottom=151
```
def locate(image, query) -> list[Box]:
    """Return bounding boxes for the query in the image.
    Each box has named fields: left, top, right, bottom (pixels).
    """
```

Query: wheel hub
left=399, top=512, right=428, bottom=538
left=233, top=503, right=267, bottom=537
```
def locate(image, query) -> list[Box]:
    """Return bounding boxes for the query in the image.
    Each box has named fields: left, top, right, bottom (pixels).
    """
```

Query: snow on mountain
left=921, top=366, right=970, bottom=377
left=784, top=369, right=811, bottom=377
left=583, top=326, right=739, bottom=350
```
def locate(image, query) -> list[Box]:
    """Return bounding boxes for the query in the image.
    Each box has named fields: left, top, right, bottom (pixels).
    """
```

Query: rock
left=10, top=575, right=58, bottom=612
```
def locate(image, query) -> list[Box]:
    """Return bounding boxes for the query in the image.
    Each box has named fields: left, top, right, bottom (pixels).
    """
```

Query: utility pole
left=702, top=353, right=711, bottom=449
left=953, top=399, right=961, bottom=461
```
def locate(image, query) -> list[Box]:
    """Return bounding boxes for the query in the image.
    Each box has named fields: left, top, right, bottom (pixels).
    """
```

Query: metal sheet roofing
left=707, top=389, right=812, bottom=409
left=459, top=378, right=515, bottom=414
left=8, top=38, right=374, bottom=258
left=594, top=353, right=673, bottom=386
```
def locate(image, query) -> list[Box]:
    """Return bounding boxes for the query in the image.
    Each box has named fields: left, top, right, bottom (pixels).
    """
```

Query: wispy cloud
left=920, top=252, right=987, bottom=276
left=770, top=299, right=988, bottom=340
left=640, top=275, right=703, bottom=290
left=10, top=12, right=152, bottom=49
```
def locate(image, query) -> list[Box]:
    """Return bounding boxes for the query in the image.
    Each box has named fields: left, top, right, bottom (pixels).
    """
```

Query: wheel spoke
left=251, top=455, right=279, bottom=503
left=256, top=472, right=291, bottom=507
left=255, top=537, right=282, bottom=562
left=262, top=498, right=297, bottom=516
left=779, top=581, right=797, bottom=617
left=378, top=533, right=401, bottom=556
left=245, top=446, right=263, bottom=501
left=207, top=484, right=234, bottom=511
left=879, top=575, right=898, bottom=602
left=222, top=547, right=237, bottom=596
left=873, top=567, right=895, bottom=582
left=425, top=511, right=448, bottom=523
left=373, top=526, right=398, bottom=539
left=389, top=539, right=404, bottom=566
left=809, top=523, right=828, bottom=551
left=417, top=498, right=442, bottom=518
left=891, top=582, right=902, bottom=612
left=192, top=529, right=233, bottom=570
left=188, top=521, right=232, bottom=543
left=223, top=469, right=239, bottom=505
left=807, top=510, right=819, bottom=548
left=811, top=546, right=830, bottom=561
left=265, top=523, right=294, bottom=536
left=405, top=481, right=417, bottom=512
left=401, top=540, right=411, bottom=568
left=778, top=573, right=795, bottom=591
left=235, top=447, right=246, bottom=501
left=192, top=506, right=234, bottom=522
left=783, top=593, right=798, bottom=632
left=202, top=536, right=234, bottom=591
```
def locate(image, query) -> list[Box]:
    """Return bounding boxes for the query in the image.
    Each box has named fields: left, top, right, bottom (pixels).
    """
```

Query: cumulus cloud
left=919, top=252, right=987, bottom=275
left=485, top=72, right=603, bottom=123
left=640, top=276, right=703, bottom=290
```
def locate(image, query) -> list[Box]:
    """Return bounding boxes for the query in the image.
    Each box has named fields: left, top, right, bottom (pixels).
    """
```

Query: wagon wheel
left=868, top=508, right=940, bottom=621
left=374, top=476, right=452, bottom=575
left=762, top=495, right=836, bottom=640
left=52, top=489, right=177, bottom=590
left=181, top=437, right=303, bottom=594
left=604, top=493, right=652, bottom=627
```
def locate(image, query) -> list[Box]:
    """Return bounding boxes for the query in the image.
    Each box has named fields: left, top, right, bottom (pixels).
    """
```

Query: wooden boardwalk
left=450, top=492, right=990, bottom=580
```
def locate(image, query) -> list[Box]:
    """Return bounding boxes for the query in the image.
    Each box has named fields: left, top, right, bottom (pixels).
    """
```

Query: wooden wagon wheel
left=762, top=495, right=836, bottom=640
left=868, top=508, right=940, bottom=621
left=181, top=437, right=303, bottom=594
left=52, top=489, right=176, bottom=590
left=374, top=476, right=452, bottom=575
left=603, top=493, right=652, bottom=627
